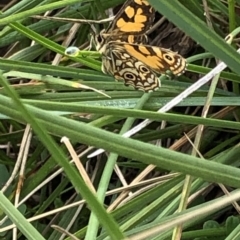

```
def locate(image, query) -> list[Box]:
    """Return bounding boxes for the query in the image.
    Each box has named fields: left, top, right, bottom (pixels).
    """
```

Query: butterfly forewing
left=106, top=0, right=155, bottom=36
left=97, top=0, right=155, bottom=48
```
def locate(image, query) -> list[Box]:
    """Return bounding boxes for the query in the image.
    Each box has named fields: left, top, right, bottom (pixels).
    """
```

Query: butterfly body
left=95, top=0, right=187, bottom=92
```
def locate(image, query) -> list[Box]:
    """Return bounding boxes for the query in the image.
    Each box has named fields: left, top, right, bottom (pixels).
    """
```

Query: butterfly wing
left=105, top=0, right=155, bottom=37
left=102, top=42, right=160, bottom=92
left=96, top=0, right=155, bottom=52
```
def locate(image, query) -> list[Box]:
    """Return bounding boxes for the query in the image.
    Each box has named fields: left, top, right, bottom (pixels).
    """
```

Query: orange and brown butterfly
left=94, top=0, right=187, bottom=92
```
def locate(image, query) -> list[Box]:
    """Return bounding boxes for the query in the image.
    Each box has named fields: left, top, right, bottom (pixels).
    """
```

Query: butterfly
left=94, top=0, right=187, bottom=92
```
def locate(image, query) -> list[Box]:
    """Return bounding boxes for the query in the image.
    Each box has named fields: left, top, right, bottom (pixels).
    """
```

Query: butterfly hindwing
left=102, top=41, right=160, bottom=92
